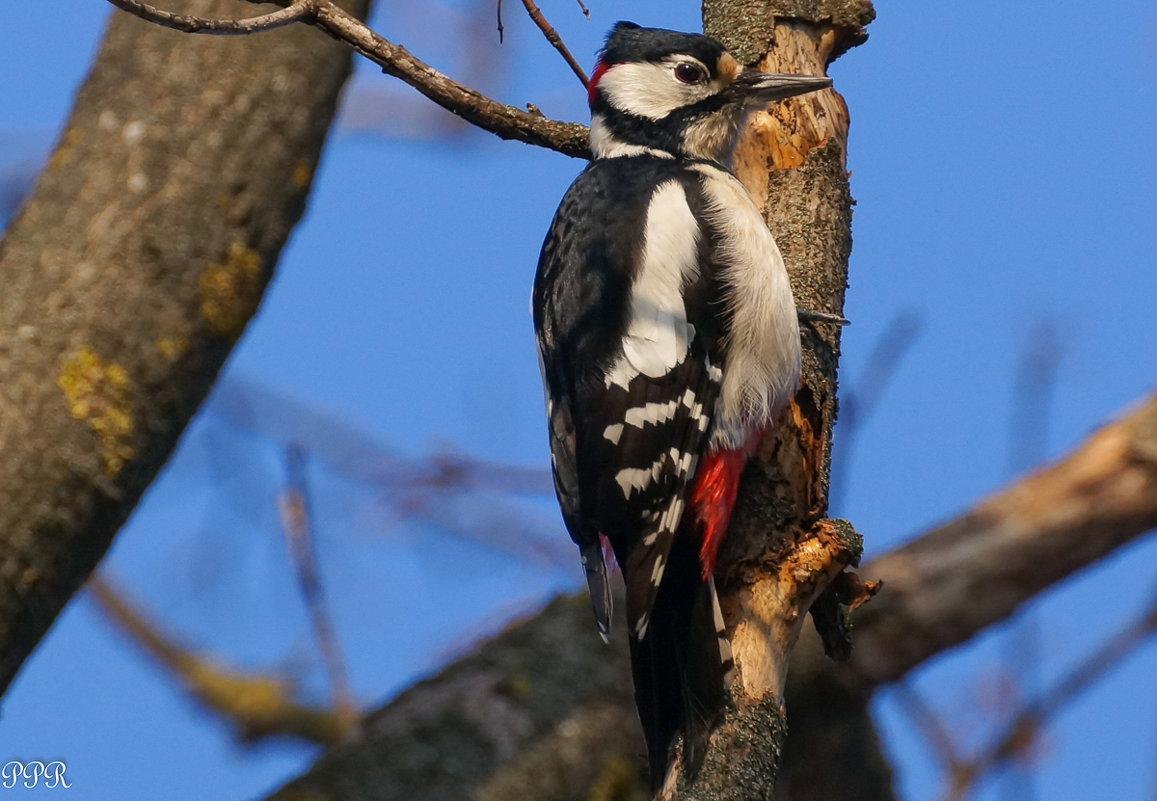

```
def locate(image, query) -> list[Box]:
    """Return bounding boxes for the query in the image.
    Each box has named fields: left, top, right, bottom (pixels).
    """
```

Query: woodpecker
left=532, top=22, right=831, bottom=789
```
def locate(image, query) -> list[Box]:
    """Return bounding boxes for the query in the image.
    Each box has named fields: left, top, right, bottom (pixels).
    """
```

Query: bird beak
left=734, top=70, right=832, bottom=103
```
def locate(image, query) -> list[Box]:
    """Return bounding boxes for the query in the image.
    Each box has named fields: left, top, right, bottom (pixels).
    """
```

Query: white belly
left=692, top=164, right=801, bottom=450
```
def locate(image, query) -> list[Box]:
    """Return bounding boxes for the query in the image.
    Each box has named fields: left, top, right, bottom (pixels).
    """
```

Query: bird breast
left=691, top=164, right=801, bottom=450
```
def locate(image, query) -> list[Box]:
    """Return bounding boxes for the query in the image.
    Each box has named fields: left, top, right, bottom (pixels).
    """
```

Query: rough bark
left=269, top=594, right=649, bottom=801
left=261, top=392, right=1157, bottom=801
left=0, top=0, right=369, bottom=697
left=661, top=1, right=872, bottom=798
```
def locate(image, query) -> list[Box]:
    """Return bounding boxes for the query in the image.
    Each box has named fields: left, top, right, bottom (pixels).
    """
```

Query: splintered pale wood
left=777, top=393, right=1157, bottom=801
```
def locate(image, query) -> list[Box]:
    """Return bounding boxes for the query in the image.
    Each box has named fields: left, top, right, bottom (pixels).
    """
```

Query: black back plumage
left=533, top=155, right=732, bottom=788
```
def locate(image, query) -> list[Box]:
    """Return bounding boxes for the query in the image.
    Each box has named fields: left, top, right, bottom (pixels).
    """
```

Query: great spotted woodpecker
left=532, top=22, right=831, bottom=789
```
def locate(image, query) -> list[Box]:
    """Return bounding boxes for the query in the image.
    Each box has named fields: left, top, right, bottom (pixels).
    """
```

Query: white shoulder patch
left=605, top=180, right=701, bottom=389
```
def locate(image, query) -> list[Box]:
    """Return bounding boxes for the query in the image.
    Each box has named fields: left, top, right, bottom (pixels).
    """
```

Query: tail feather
left=581, top=538, right=613, bottom=642
left=628, top=534, right=729, bottom=791
left=680, top=574, right=730, bottom=778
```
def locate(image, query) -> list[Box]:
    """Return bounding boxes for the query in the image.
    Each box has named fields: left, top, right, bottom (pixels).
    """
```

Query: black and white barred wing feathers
left=599, top=345, right=720, bottom=641
left=533, top=159, right=724, bottom=641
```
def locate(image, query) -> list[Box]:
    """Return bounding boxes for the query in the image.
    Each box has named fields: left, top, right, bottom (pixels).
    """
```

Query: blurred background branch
left=3, top=1, right=1154, bottom=798
left=89, top=575, right=347, bottom=745
left=82, top=381, right=1157, bottom=800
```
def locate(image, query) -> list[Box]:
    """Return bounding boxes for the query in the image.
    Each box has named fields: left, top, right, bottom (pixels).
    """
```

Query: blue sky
left=2, top=2, right=1156, bottom=800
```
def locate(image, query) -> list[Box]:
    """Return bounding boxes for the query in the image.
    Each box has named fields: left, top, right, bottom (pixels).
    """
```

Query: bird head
left=587, top=22, right=831, bottom=164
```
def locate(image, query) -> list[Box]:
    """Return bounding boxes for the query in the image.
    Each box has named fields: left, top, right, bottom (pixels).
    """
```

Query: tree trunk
left=0, top=0, right=370, bottom=697
left=672, top=2, right=872, bottom=798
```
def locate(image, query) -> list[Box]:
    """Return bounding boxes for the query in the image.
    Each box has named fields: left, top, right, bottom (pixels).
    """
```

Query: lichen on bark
left=0, top=0, right=372, bottom=696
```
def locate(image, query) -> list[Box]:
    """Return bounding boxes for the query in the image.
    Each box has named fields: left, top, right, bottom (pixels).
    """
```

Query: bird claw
left=797, top=308, right=850, bottom=326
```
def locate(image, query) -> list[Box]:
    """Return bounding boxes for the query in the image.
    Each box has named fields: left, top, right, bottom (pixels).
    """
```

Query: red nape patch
left=587, top=58, right=611, bottom=106
left=690, top=433, right=764, bottom=580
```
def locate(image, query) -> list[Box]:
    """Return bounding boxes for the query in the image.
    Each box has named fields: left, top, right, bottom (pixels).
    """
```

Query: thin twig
left=574, top=0, right=590, bottom=19
left=520, top=0, right=589, bottom=86
left=891, top=683, right=964, bottom=774
left=999, top=316, right=1065, bottom=801
left=310, top=0, right=589, bottom=157
left=277, top=443, right=359, bottom=736
left=946, top=586, right=1157, bottom=801
left=496, top=0, right=504, bottom=43
left=104, top=0, right=314, bottom=35
left=104, top=0, right=589, bottom=157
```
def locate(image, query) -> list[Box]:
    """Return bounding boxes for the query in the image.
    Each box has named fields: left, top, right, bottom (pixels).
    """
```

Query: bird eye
left=674, top=62, right=706, bottom=85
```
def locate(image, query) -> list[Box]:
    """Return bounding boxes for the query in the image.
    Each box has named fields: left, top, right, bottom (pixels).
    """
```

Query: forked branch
left=519, top=0, right=589, bottom=86
left=945, top=586, right=1157, bottom=801
left=104, top=0, right=589, bottom=157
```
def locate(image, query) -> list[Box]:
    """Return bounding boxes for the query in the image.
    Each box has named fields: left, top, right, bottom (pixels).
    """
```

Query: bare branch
left=88, top=575, right=345, bottom=745
left=994, top=315, right=1066, bottom=801
left=849, top=391, right=1157, bottom=690
left=891, top=683, right=964, bottom=775
left=0, top=0, right=369, bottom=699
left=104, top=0, right=315, bottom=35
left=102, top=0, right=589, bottom=156
left=263, top=592, right=642, bottom=801
left=277, top=443, right=359, bottom=736
left=520, top=0, right=589, bottom=87
left=946, top=586, right=1157, bottom=801
left=309, top=0, right=588, bottom=157
left=203, top=378, right=571, bottom=570
left=259, top=389, right=1157, bottom=800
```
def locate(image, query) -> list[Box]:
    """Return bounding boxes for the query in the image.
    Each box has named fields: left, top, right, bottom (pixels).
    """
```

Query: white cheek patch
left=598, top=61, right=713, bottom=121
